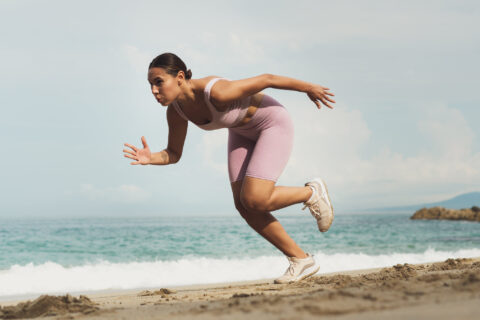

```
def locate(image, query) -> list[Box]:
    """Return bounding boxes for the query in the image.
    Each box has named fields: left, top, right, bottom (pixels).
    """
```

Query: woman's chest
left=180, top=99, right=228, bottom=125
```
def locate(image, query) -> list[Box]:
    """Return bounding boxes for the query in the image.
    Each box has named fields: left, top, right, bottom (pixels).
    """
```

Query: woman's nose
left=151, top=85, right=159, bottom=94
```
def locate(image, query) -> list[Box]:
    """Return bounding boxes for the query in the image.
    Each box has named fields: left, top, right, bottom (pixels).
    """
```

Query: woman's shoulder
left=192, top=76, right=230, bottom=109
left=193, top=75, right=224, bottom=89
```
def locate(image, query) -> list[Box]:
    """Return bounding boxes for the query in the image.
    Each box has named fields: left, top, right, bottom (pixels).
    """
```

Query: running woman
left=123, top=53, right=335, bottom=283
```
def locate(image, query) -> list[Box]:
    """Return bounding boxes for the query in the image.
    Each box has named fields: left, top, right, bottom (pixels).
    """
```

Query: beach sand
left=1, top=257, right=479, bottom=320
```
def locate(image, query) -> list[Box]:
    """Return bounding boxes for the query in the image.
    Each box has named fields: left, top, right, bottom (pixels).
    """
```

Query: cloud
left=282, top=100, right=480, bottom=207
left=284, top=102, right=372, bottom=185
left=80, top=184, right=151, bottom=204
left=418, top=104, right=474, bottom=158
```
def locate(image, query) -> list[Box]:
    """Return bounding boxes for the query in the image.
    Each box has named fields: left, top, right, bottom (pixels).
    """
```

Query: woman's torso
left=171, top=77, right=263, bottom=130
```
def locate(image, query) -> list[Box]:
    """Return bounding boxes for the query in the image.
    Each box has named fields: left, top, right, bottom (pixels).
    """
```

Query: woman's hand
left=306, top=84, right=336, bottom=109
left=123, top=136, right=151, bottom=165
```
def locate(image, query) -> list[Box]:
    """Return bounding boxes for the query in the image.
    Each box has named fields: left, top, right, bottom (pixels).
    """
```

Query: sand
left=1, top=258, right=479, bottom=319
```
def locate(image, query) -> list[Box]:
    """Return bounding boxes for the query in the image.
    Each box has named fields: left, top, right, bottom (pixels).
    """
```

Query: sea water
left=1, top=213, right=479, bottom=301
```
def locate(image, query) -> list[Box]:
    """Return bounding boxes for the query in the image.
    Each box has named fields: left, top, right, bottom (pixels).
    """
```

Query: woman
left=123, top=53, right=335, bottom=284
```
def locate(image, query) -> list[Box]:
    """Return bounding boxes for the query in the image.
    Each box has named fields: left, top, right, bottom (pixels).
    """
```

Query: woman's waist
left=228, top=97, right=292, bottom=136
left=228, top=92, right=264, bottom=128
left=230, top=92, right=286, bottom=128
left=205, top=94, right=284, bottom=130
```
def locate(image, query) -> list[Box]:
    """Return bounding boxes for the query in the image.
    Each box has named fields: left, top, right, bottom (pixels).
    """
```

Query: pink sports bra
left=172, top=77, right=251, bottom=130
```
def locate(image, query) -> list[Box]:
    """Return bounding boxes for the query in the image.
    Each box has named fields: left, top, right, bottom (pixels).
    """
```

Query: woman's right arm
left=123, top=106, right=187, bottom=165
left=150, top=105, right=188, bottom=165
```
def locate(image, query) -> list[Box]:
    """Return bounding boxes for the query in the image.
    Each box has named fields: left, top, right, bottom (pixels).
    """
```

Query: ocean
left=1, top=213, right=479, bottom=301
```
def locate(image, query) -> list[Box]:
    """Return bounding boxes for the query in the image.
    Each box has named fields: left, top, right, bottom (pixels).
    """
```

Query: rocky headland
left=411, top=206, right=480, bottom=221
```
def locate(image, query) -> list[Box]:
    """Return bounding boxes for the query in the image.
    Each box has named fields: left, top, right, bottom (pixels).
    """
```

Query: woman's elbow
left=263, top=73, right=274, bottom=87
left=171, top=152, right=182, bottom=164
left=166, top=148, right=182, bottom=164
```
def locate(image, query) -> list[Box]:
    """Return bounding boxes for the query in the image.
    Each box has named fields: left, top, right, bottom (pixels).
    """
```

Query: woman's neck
left=176, top=79, right=197, bottom=106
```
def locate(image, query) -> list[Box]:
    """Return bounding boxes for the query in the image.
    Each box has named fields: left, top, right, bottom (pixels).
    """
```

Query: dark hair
left=148, top=52, right=192, bottom=80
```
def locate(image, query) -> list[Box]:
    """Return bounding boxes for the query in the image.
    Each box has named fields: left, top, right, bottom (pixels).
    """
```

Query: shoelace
left=285, top=261, right=299, bottom=276
left=302, top=189, right=328, bottom=212
left=302, top=202, right=321, bottom=214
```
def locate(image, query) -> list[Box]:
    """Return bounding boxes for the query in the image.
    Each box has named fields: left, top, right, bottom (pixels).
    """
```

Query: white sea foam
left=1, top=248, right=479, bottom=301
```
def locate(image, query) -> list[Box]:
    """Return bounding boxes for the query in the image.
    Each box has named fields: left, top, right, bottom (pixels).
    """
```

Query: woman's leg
left=241, top=176, right=313, bottom=213
left=231, top=179, right=307, bottom=259
left=228, top=128, right=309, bottom=258
left=238, top=105, right=314, bottom=212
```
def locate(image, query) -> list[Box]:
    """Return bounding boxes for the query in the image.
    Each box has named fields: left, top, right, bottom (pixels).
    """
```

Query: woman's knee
left=234, top=200, right=249, bottom=219
left=234, top=205, right=275, bottom=231
left=240, top=193, right=271, bottom=213
left=234, top=198, right=265, bottom=222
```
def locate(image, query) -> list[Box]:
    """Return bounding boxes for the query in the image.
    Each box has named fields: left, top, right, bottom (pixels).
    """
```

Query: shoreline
left=1, top=257, right=480, bottom=319
left=0, top=260, right=459, bottom=306
left=3, top=249, right=480, bottom=305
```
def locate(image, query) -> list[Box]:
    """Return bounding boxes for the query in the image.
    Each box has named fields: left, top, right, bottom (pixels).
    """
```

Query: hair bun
left=186, top=69, right=192, bottom=79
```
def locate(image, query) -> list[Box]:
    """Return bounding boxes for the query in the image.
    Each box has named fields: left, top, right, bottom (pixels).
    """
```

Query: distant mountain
left=366, top=192, right=480, bottom=213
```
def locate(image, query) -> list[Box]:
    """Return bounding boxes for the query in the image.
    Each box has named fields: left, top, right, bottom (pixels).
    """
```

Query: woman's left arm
left=211, top=74, right=335, bottom=109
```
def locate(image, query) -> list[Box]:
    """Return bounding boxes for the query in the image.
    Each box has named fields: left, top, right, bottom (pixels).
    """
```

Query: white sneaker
left=303, top=178, right=334, bottom=232
left=274, top=253, right=320, bottom=284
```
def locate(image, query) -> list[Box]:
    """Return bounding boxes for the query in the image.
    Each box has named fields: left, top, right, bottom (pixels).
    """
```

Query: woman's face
left=147, top=67, right=181, bottom=106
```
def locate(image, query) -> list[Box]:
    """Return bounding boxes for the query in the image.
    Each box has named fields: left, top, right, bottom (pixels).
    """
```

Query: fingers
left=123, top=149, right=136, bottom=156
left=324, top=96, right=336, bottom=103
left=308, top=94, right=321, bottom=109
left=320, top=98, right=334, bottom=109
left=319, top=91, right=336, bottom=107
left=309, top=94, right=322, bottom=109
left=312, top=96, right=332, bottom=109
left=124, top=154, right=137, bottom=160
left=308, top=91, right=335, bottom=109
left=320, top=85, right=335, bottom=96
left=124, top=143, right=138, bottom=152
left=123, top=142, right=141, bottom=165
left=141, top=136, right=149, bottom=149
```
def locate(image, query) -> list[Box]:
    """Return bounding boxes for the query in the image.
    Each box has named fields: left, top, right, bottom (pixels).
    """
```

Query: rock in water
left=410, top=206, right=480, bottom=222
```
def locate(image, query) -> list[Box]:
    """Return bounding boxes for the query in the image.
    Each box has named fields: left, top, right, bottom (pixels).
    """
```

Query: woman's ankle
left=290, top=251, right=308, bottom=259
left=305, top=185, right=315, bottom=203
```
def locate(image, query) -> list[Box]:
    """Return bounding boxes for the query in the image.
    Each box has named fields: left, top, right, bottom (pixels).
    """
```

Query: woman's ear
left=177, top=71, right=185, bottom=85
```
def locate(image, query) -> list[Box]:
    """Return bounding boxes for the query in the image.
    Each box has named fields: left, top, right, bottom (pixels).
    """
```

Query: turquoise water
left=1, top=213, right=479, bottom=269
left=1, top=213, right=479, bottom=299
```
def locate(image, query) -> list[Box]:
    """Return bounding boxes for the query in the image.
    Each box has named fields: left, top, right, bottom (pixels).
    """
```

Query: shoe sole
left=274, top=264, right=320, bottom=284
left=316, top=178, right=333, bottom=213
left=312, top=178, right=334, bottom=232
left=296, top=264, right=320, bottom=282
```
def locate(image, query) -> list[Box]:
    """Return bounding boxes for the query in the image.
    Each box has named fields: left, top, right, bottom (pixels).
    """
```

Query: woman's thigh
left=244, top=108, right=294, bottom=182
left=228, top=104, right=294, bottom=209
left=227, top=129, right=256, bottom=183
left=230, top=179, right=244, bottom=211
left=231, top=178, right=276, bottom=209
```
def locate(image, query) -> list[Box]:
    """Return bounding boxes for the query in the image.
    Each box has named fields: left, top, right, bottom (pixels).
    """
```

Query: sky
left=0, top=0, right=479, bottom=218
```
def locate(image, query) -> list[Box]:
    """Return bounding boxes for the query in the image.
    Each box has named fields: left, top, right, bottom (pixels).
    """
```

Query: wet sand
left=1, top=258, right=479, bottom=319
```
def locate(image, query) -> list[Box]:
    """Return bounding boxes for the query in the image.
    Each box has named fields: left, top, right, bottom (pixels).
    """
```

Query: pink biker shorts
left=228, top=94, right=294, bottom=183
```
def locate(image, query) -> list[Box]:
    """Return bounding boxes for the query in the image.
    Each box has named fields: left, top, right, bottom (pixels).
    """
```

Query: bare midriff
left=231, top=92, right=264, bottom=128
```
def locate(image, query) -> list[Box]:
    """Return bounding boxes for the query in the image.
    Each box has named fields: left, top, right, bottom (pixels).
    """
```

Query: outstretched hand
left=123, top=136, right=151, bottom=165
left=307, top=84, right=336, bottom=109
